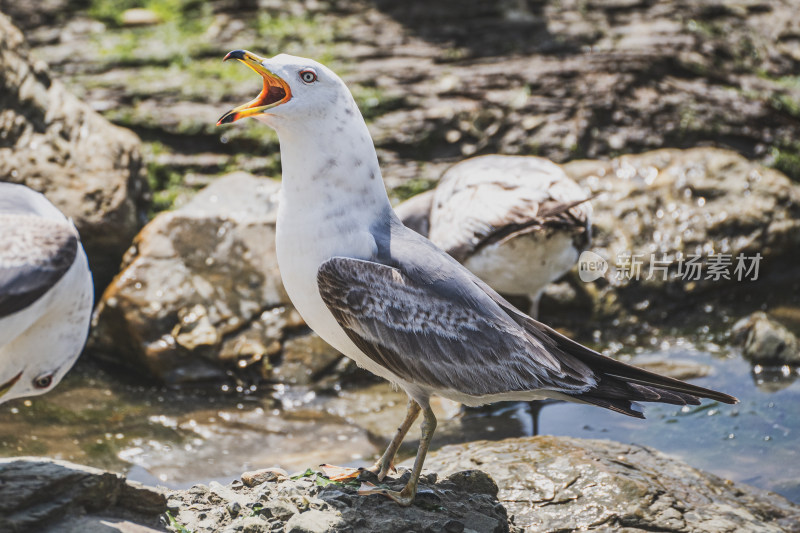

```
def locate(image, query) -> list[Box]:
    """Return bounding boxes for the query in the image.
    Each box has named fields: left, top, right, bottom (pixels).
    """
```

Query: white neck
left=271, top=99, right=390, bottom=221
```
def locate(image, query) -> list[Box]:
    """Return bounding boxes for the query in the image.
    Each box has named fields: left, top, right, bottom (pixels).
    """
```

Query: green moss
left=770, top=93, right=800, bottom=119
left=392, top=178, right=437, bottom=201
left=770, top=146, right=800, bottom=182
left=165, top=511, right=195, bottom=533
left=89, top=0, right=205, bottom=27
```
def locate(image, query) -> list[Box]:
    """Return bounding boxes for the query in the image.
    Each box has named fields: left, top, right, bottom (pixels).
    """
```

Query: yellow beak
left=217, top=50, right=292, bottom=125
left=0, top=371, right=23, bottom=400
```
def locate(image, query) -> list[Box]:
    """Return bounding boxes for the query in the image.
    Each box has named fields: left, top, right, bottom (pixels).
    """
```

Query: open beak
left=217, top=50, right=292, bottom=125
left=0, top=371, right=23, bottom=400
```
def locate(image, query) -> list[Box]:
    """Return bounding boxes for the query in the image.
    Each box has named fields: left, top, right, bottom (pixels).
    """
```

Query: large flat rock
left=3, top=435, right=798, bottom=532
left=423, top=436, right=800, bottom=532
left=0, top=457, right=166, bottom=533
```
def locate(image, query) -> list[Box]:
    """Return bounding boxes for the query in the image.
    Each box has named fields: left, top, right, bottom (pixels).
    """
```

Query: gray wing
left=316, top=254, right=594, bottom=397
left=318, top=216, right=736, bottom=414
left=0, top=216, right=78, bottom=318
left=428, top=155, right=592, bottom=261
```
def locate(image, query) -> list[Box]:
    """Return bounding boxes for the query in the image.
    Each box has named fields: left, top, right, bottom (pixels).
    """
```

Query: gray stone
left=266, top=499, right=300, bottom=522
left=88, top=172, right=296, bottom=382
left=732, top=311, right=800, bottom=365
left=169, top=465, right=513, bottom=533
left=561, top=148, right=800, bottom=320
left=273, top=333, right=344, bottom=386
left=0, top=457, right=166, bottom=533
left=422, top=436, right=800, bottom=532
left=283, top=509, right=343, bottom=533
left=0, top=12, right=149, bottom=292
left=241, top=468, right=289, bottom=488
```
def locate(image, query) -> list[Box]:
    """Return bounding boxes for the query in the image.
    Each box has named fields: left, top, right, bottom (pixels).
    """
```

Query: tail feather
left=490, top=292, right=738, bottom=416
left=477, top=276, right=738, bottom=418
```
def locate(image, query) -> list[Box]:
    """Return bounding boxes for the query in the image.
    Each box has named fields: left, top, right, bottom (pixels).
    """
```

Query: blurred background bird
left=0, top=183, right=93, bottom=404
left=395, top=155, right=592, bottom=318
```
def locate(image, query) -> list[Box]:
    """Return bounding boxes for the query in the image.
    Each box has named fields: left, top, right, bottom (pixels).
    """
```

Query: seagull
left=217, top=50, right=737, bottom=506
left=395, top=154, right=592, bottom=317
left=0, top=183, right=93, bottom=404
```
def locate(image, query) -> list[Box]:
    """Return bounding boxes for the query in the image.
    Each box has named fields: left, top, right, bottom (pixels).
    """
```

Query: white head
left=216, top=50, right=386, bottom=211
left=217, top=51, right=360, bottom=133
left=0, top=352, right=74, bottom=404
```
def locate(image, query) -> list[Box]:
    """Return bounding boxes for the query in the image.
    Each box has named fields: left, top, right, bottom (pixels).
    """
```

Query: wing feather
left=0, top=215, right=78, bottom=318
left=427, top=155, right=592, bottom=261
left=317, top=256, right=594, bottom=396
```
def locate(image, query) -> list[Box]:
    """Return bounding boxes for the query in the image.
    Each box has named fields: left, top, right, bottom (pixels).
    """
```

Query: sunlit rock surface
left=559, top=148, right=800, bottom=320
left=0, top=12, right=149, bottom=292
left=732, top=311, right=800, bottom=366
left=423, top=436, right=800, bottom=532
left=167, top=469, right=512, bottom=533
left=88, top=172, right=314, bottom=383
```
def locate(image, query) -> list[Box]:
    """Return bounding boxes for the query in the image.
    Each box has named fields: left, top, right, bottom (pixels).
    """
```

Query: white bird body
left=0, top=183, right=93, bottom=403
left=269, top=68, right=435, bottom=396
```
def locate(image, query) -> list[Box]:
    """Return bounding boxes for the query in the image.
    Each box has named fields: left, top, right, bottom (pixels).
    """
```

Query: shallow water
left=0, top=340, right=797, bottom=503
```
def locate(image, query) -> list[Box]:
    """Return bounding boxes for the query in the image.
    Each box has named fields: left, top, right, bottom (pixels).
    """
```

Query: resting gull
left=395, top=154, right=592, bottom=317
left=0, top=183, right=93, bottom=403
left=218, top=50, right=737, bottom=506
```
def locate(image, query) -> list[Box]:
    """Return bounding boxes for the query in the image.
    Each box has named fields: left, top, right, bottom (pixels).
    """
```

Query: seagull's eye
left=299, top=69, right=317, bottom=84
left=33, top=374, right=53, bottom=389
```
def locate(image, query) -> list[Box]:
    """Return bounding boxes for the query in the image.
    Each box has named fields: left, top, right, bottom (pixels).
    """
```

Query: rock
left=273, top=333, right=344, bottom=386
left=5, top=436, right=798, bottom=532
left=364, top=0, right=800, bottom=186
left=168, top=467, right=514, bottom=533
left=629, top=357, right=711, bottom=381
left=422, top=436, right=800, bottom=532
left=0, top=457, right=166, bottom=533
left=241, top=467, right=289, bottom=487
left=88, top=172, right=294, bottom=382
left=732, top=311, right=800, bottom=365
left=0, top=12, right=149, bottom=293
left=560, top=148, right=800, bottom=320
left=120, top=8, right=161, bottom=27
left=284, top=509, right=343, bottom=533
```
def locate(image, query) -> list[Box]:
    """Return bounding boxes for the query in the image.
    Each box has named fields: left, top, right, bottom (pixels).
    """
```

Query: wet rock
left=561, top=148, right=800, bottom=320
left=0, top=12, right=149, bottom=292
left=629, top=357, right=711, bottom=381
left=732, top=311, right=800, bottom=365
left=422, top=436, right=800, bottom=532
left=241, top=467, right=289, bottom=487
left=168, top=467, right=514, bottom=533
left=273, top=333, right=344, bottom=386
left=88, top=172, right=293, bottom=383
left=0, top=457, right=166, bottom=533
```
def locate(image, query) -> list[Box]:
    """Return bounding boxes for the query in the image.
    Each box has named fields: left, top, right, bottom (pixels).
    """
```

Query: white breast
left=275, top=190, right=405, bottom=384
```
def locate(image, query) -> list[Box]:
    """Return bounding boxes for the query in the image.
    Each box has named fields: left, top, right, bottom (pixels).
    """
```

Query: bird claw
left=357, top=481, right=414, bottom=507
